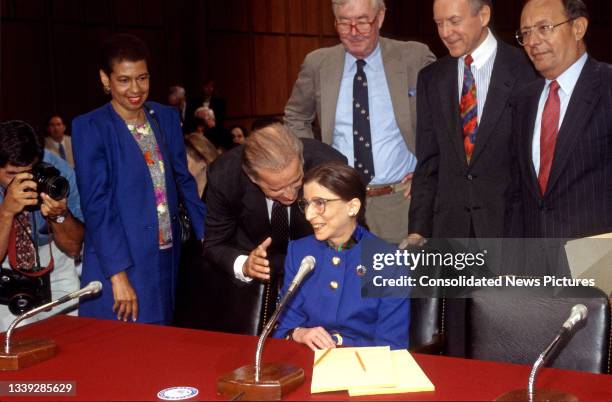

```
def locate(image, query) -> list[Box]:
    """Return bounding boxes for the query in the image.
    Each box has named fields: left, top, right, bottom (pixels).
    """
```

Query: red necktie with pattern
left=12, top=211, right=36, bottom=271
left=460, top=54, right=478, bottom=163
left=538, top=80, right=561, bottom=195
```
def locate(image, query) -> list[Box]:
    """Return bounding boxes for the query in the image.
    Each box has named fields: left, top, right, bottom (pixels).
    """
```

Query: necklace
left=123, top=110, right=146, bottom=126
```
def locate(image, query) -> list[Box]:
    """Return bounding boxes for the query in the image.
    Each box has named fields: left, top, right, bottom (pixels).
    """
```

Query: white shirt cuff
left=233, top=255, right=252, bottom=283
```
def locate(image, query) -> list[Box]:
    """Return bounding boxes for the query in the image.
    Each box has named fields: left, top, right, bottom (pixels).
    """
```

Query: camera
left=32, top=162, right=69, bottom=201
left=0, top=267, right=51, bottom=315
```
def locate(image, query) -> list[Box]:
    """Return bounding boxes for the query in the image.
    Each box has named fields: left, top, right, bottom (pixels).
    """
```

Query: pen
left=355, top=351, right=367, bottom=372
left=314, top=348, right=332, bottom=367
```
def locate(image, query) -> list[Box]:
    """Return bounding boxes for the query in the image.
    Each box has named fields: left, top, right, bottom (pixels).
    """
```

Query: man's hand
left=399, top=233, right=427, bottom=249
left=110, top=271, right=138, bottom=322
left=401, top=172, right=414, bottom=199
left=40, top=193, right=68, bottom=219
left=292, top=326, right=337, bottom=351
left=0, top=173, right=37, bottom=217
left=243, top=237, right=273, bottom=281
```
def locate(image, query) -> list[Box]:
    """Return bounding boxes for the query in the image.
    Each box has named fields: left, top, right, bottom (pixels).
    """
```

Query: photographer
left=0, top=120, right=84, bottom=331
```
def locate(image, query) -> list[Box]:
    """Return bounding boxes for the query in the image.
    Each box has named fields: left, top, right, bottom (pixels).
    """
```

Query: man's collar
left=462, top=28, right=497, bottom=69
left=545, top=52, right=588, bottom=96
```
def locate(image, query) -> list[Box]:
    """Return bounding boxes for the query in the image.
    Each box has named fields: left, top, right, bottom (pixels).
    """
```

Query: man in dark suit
left=407, top=0, right=536, bottom=245
left=406, top=0, right=536, bottom=358
left=202, top=123, right=346, bottom=335
left=511, top=0, right=612, bottom=274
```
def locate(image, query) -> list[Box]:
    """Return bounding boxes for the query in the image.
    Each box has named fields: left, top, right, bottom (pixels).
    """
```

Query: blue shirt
left=0, top=150, right=83, bottom=248
left=532, top=52, right=588, bottom=173
left=333, top=43, right=416, bottom=185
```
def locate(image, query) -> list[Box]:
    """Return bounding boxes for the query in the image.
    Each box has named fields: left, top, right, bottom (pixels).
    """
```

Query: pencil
left=313, top=348, right=332, bottom=367
left=355, top=351, right=367, bottom=372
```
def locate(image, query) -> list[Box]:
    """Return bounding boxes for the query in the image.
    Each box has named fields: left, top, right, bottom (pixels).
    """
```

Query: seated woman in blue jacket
left=273, top=162, right=409, bottom=350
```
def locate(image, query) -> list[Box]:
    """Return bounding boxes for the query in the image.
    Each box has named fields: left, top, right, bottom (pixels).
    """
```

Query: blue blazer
left=72, top=102, right=205, bottom=323
left=273, top=226, right=409, bottom=349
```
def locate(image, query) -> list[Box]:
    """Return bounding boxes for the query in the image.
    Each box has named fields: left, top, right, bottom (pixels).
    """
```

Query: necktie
left=460, top=55, right=478, bottom=163
left=58, top=142, right=67, bottom=160
left=538, top=80, right=561, bottom=195
left=270, top=201, right=289, bottom=253
left=353, top=59, right=375, bottom=185
left=12, top=212, right=36, bottom=271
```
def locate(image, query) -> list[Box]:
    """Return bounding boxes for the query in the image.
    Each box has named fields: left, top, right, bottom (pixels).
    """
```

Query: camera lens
left=8, top=293, right=36, bottom=315
left=40, top=176, right=69, bottom=200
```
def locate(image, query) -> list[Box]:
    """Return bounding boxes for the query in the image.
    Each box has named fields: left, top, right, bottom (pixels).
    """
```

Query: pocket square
left=408, top=88, right=417, bottom=97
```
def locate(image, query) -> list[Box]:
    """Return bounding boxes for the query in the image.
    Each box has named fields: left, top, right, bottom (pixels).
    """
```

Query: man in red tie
left=510, top=0, right=612, bottom=273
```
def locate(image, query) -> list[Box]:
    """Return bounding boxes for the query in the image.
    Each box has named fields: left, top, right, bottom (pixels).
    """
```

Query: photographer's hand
left=110, top=271, right=138, bottom=322
left=40, top=193, right=68, bottom=219
left=0, top=173, right=38, bottom=216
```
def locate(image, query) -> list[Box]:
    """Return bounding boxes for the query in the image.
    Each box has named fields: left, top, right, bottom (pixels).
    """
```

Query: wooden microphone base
left=0, top=338, right=56, bottom=371
left=217, top=362, right=304, bottom=401
left=495, top=388, right=579, bottom=401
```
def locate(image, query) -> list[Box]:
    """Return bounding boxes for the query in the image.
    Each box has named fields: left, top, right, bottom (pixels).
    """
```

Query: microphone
left=527, top=304, right=588, bottom=399
left=254, top=256, right=316, bottom=381
left=4, top=281, right=103, bottom=354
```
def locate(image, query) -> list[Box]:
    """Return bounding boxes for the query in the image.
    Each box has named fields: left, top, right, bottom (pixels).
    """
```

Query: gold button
left=332, top=256, right=341, bottom=266
left=330, top=281, right=339, bottom=290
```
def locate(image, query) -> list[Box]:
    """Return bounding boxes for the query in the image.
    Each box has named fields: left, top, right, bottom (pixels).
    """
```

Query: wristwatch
left=50, top=212, right=68, bottom=224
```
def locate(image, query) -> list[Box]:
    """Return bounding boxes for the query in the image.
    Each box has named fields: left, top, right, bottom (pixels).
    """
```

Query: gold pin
left=332, top=256, right=341, bottom=266
left=330, top=281, right=339, bottom=290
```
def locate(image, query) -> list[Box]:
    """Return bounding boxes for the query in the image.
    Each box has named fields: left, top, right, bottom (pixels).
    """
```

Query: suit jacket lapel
left=471, top=44, right=516, bottom=165
left=521, top=80, right=545, bottom=200
left=545, top=58, right=600, bottom=196
left=381, top=38, right=414, bottom=152
left=242, top=179, right=272, bottom=241
left=320, top=45, right=345, bottom=145
left=437, top=57, right=465, bottom=165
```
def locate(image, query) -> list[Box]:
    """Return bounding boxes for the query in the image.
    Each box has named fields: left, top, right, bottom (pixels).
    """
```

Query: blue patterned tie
left=353, top=59, right=375, bottom=185
left=58, top=143, right=67, bottom=160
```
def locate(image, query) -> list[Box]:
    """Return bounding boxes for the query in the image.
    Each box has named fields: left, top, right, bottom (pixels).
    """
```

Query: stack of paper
left=565, top=233, right=612, bottom=295
left=310, top=346, right=435, bottom=396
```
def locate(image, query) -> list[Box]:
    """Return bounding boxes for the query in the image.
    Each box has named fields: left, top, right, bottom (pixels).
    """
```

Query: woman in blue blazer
left=273, top=162, right=409, bottom=350
left=72, top=34, right=205, bottom=324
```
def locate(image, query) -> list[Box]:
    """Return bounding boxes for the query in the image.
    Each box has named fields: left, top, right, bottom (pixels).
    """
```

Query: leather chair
left=409, top=298, right=445, bottom=354
left=466, top=286, right=611, bottom=374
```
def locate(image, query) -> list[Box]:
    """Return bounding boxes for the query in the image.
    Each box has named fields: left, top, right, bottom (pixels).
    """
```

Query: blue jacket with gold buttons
left=273, top=225, right=409, bottom=349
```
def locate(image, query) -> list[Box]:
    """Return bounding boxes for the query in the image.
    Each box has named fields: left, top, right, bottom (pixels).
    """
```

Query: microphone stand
left=1, top=282, right=102, bottom=370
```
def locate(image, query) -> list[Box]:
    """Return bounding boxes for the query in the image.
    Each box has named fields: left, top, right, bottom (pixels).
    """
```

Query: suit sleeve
left=409, top=69, right=439, bottom=237
left=202, top=162, right=247, bottom=278
left=71, top=116, right=134, bottom=278
left=284, top=53, right=317, bottom=139
left=272, top=242, right=307, bottom=338
left=164, top=107, right=206, bottom=240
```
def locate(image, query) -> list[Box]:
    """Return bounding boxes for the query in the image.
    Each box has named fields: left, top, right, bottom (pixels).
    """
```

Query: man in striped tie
left=406, top=0, right=536, bottom=358
left=44, top=115, right=75, bottom=168
left=511, top=0, right=612, bottom=274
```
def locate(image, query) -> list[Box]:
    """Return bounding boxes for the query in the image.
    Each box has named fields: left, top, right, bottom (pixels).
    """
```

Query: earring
left=349, top=211, right=356, bottom=217
left=103, top=86, right=111, bottom=94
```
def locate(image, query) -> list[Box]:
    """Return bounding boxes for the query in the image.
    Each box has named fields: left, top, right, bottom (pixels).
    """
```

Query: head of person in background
left=202, top=80, right=215, bottom=100
left=332, top=0, right=386, bottom=59
left=518, top=0, right=588, bottom=80
left=194, top=106, right=215, bottom=129
left=433, top=0, right=492, bottom=58
left=230, top=125, right=248, bottom=145
left=242, top=123, right=304, bottom=206
left=300, top=162, right=366, bottom=247
left=46, top=114, right=67, bottom=144
left=99, top=33, right=151, bottom=123
left=184, top=133, right=218, bottom=198
left=168, top=86, right=186, bottom=116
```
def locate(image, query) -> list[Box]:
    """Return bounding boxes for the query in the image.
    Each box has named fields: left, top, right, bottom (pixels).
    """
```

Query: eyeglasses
left=335, top=16, right=378, bottom=35
left=515, top=19, right=575, bottom=46
left=297, top=197, right=342, bottom=214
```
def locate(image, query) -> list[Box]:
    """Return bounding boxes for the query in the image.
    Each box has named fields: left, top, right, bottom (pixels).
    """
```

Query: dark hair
left=0, top=120, right=42, bottom=168
left=99, top=33, right=150, bottom=76
left=250, top=117, right=282, bottom=132
left=45, top=114, right=63, bottom=126
left=563, top=0, right=589, bottom=20
left=303, top=162, right=367, bottom=226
